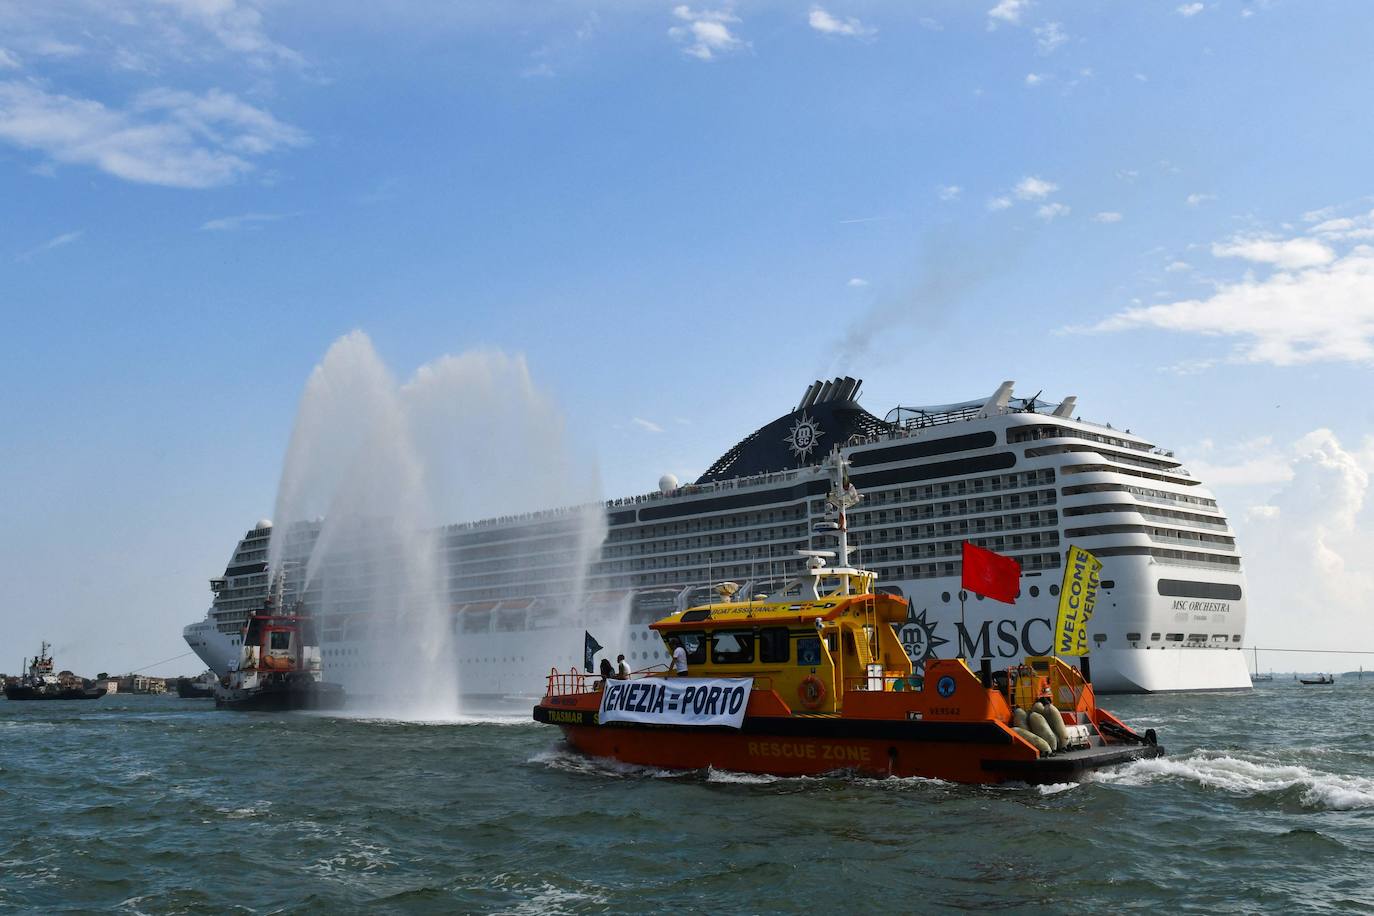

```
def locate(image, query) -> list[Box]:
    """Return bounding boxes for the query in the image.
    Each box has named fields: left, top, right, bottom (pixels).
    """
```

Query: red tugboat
left=214, top=575, right=346, bottom=711
left=533, top=449, right=1162, bottom=785
left=4, top=643, right=107, bottom=701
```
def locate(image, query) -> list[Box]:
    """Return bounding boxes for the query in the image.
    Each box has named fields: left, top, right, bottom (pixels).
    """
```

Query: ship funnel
left=798, top=379, right=823, bottom=410
left=979, top=381, right=1014, bottom=418
left=817, top=379, right=835, bottom=403
left=1052, top=396, right=1077, bottom=418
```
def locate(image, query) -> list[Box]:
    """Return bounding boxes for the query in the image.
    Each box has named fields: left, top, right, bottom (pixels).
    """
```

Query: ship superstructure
left=184, top=379, right=1251, bottom=694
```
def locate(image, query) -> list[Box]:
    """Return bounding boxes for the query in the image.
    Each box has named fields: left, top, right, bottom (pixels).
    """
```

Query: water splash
left=1092, top=750, right=1374, bottom=811
left=268, top=331, right=604, bottom=718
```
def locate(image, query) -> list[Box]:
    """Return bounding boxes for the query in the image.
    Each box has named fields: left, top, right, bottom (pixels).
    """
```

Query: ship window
left=796, top=636, right=823, bottom=666
left=1029, top=586, right=1040, bottom=598
left=1049, top=584, right=1060, bottom=596
left=269, top=632, right=290, bottom=650
left=759, top=628, right=790, bottom=663
left=1127, top=632, right=1142, bottom=642
left=1165, top=633, right=1184, bottom=642
left=679, top=633, right=708, bottom=665
left=1150, top=633, right=1161, bottom=641
left=1100, top=580, right=1115, bottom=589
left=711, top=631, right=754, bottom=664
left=941, top=592, right=950, bottom=603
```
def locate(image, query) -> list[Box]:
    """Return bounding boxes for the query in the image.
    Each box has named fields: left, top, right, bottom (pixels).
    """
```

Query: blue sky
left=3, top=0, right=1373, bottom=677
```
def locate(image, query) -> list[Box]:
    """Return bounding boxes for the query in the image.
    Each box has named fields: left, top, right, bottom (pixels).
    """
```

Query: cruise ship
left=184, top=379, right=1252, bottom=695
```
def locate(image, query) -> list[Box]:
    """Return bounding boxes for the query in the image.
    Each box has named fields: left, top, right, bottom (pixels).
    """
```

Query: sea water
left=2, top=679, right=1371, bottom=913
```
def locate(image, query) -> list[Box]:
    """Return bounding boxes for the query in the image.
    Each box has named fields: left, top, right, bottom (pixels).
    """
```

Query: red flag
left=961, top=541, right=1021, bottom=604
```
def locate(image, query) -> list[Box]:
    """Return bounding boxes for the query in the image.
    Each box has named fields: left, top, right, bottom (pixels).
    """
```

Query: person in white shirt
left=668, top=639, right=688, bottom=676
left=616, top=654, right=632, bottom=679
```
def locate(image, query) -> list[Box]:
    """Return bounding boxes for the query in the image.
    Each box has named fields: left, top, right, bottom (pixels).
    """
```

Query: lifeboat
left=533, top=448, right=1163, bottom=785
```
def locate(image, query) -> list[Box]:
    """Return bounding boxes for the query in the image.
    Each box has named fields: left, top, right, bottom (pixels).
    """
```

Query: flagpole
left=958, top=591, right=966, bottom=660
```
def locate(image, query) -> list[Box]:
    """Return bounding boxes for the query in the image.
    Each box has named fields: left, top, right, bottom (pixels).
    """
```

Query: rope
left=126, top=651, right=197, bottom=674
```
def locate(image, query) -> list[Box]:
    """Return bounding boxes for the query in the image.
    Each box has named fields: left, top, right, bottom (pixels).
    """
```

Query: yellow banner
left=1054, top=545, right=1103, bottom=656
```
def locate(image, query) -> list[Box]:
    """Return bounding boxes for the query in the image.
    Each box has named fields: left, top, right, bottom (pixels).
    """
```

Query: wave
left=1092, top=751, right=1374, bottom=810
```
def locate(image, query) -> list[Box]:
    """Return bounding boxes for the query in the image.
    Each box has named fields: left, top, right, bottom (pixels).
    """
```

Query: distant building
left=116, top=674, right=167, bottom=694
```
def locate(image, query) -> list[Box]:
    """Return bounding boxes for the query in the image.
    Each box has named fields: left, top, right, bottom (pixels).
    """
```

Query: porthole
left=958, top=590, right=967, bottom=601
left=941, top=592, right=951, bottom=603
left=976, top=593, right=984, bottom=601
left=1049, top=584, right=1060, bottom=596
left=1029, top=586, right=1040, bottom=598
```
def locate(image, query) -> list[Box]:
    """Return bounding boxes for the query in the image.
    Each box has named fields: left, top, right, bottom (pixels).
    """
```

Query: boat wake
left=1091, top=750, right=1374, bottom=811
left=332, top=710, right=535, bottom=727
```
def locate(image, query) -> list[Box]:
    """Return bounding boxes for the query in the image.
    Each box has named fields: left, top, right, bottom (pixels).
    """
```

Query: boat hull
left=214, top=679, right=346, bottom=711
left=534, top=708, right=1163, bottom=784
left=4, top=686, right=107, bottom=701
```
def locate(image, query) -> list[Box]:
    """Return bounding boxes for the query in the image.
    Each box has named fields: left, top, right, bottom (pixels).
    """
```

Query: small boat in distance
left=176, top=671, right=217, bottom=699
left=4, top=643, right=106, bottom=701
left=1299, top=674, right=1335, bottom=686
left=533, top=449, right=1163, bottom=785
left=214, top=576, right=346, bottom=711
left=1251, top=647, right=1273, bottom=683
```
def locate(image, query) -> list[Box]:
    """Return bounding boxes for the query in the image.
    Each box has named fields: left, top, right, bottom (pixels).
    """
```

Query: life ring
left=798, top=675, right=827, bottom=710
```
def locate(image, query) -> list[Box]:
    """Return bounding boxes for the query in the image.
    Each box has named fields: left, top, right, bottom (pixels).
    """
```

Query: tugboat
left=533, top=449, right=1164, bottom=785
left=214, top=575, right=346, bottom=711
left=4, top=643, right=107, bottom=701
left=1299, top=673, right=1335, bottom=686
left=176, top=671, right=217, bottom=699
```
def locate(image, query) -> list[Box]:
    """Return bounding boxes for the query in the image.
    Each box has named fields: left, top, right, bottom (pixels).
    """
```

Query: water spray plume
left=269, top=331, right=605, bottom=719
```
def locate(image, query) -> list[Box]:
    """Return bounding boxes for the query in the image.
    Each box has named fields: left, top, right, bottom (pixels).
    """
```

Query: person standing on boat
left=667, top=639, right=688, bottom=677
left=598, top=658, right=615, bottom=684
left=616, top=654, right=632, bottom=679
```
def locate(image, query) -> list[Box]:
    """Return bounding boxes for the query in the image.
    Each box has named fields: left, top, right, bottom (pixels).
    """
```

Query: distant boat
left=1250, top=647, right=1273, bottom=683
left=1299, top=674, right=1335, bottom=686
left=4, top=642, right=106, bottom=701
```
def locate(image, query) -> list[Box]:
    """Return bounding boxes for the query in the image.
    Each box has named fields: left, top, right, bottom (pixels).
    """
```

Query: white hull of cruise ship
left=186, top=378, right=1253, bottom=695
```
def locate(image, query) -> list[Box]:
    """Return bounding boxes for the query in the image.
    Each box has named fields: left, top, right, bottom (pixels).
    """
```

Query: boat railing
left=544, top=668, right=592, bottom=698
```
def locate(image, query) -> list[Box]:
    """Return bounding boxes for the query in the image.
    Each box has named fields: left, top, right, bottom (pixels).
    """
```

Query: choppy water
left=2, top=680, right=1372, bottom=914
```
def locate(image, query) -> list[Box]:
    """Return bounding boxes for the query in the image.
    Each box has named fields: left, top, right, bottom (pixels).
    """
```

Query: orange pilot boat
left=533, top=448, right=1163, bottom=785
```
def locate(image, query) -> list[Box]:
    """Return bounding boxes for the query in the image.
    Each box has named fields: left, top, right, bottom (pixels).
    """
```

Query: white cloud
left=847, top=277, right=869, bottom=287
left=17, top=228, right=83, bottom=260
left=1033, top=22, right=1066, bottom=54
left=1014, top=176, right=1057, bottom=200
left=937, top=184, right=961, bottom=201
left=669, top=6, right=746, bottom=61
left=199, top=211, right=293, bottom=231
left=1236, top=429, right=1374, bottom=663
left=632, top=417, right=664, bottom=433
left=151, top=0, right=302, bottom=66
left=1311, top=217, right=1355, bottom=235
left=1177, top=3, right=1204, bottom=16
left=1085, top=244, right=1374, bottom=366
left=1024, top=72, right=1044, bottom=87
left=0, top=81, right=307, bottom=188
left=987, top=0, right=1028, bottom=29
left=919, top=17, right=943, bottom=31
left=1211, top=235, right=1335, bottom=270
left=986, top=196, right=1012, bottom=212
left=1185, top=436, right=1293, bottom=487
left=1037, top=202, right=1070, bottom=220
left=808, top=7, right=875, bottom=39
left=1093, top=211, right=1123, bottom=223
left=1186, top=192, right=1216, bottom=207
left=0, top=49, right=20, bottom=70
left=1166, top=260, right=1192, bottom=272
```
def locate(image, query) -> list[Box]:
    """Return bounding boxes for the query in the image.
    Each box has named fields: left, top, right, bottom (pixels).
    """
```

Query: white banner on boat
left=598, top=677, right=752, bottom=729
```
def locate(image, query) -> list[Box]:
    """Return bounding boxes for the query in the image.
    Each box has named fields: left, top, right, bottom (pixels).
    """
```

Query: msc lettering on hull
left=746, top=741, right=873, bottom=764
